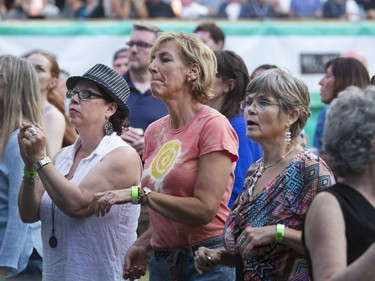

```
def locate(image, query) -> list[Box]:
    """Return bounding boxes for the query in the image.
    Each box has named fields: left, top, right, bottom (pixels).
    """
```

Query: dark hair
left=96, top=85, right=128, bottom=135
left=326, top=57, right=370, bottom=99
left=371, top=75, right=375, bottom=85
left=194, top=22, right=225, bottom=46
left=250, top=64, right=278, bottom=79
left=214, top=50, right=249, bottom=119
left=113, top=47, right=128, bottom=61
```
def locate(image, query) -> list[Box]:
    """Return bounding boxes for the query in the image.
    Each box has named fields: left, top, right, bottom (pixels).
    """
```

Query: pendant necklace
left=248, top=145, right=295, bottom=197
left=49, top=202, right=58, bottom=248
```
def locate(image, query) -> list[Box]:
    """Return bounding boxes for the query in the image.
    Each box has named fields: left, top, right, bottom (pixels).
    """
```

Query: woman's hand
left=123, top=243, right=148, bottom=281
left=194, top=247, right=218, bottom=274
left=18, top=123, right=47, bottom=167
left=120, top=127, right=144, bottom=157
left=236, top=225, right=276, bottom=259
left=88, top=188, right=132, bottom=217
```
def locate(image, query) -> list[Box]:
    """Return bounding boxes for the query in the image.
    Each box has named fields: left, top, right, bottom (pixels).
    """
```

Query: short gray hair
left=133, top=22, right=163, bottom=35
left=246, top=68, right=311, bottom=140
left=324, top=86, right=375, bottom=177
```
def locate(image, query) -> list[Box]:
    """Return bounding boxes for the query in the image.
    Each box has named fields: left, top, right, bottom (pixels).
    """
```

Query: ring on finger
left=104, top=197, right=109, bottom=203
left=238, top=236, right=246, bottom=246
left=29, top=127, right=37, bottom=136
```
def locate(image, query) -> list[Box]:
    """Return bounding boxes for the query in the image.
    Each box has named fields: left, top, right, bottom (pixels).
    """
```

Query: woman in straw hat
left=18, top=64, right=141, bottom=281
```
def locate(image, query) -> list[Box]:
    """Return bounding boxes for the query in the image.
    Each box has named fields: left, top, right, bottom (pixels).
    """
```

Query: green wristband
left=0, top=274, right=6, bottom=281
left=131, top=186, right=139, bottom=204
left=24, top=168, right=38, bottom=178
left=276, top=224, right=285, bottom=243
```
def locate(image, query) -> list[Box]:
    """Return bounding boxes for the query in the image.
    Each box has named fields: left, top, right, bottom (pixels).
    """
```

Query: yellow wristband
left=131, top=186, right=139, bottom=204
left=276, top=224, right=285, bottom=243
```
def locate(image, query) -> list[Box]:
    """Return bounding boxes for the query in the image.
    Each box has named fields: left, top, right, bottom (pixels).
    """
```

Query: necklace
left=261, top=145, right=295, bottom=172
left=49, top=202, right=57, bottom=248
left=247, top=145, right=295, bottom=197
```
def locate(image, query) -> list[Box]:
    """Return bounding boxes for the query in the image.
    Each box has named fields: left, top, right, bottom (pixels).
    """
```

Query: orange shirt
left=142, top=105, right=239, bottom=249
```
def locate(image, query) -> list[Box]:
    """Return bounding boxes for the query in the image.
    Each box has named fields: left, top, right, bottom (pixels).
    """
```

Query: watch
left=33, top=157, right=52, bottom=171
left=141, top=187, right=152, bottom=205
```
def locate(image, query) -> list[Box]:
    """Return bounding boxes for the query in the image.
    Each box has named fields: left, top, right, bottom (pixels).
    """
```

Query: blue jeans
left=8, top=249, right=42, bottom=281
left=149, top=236, right=235, bottom=281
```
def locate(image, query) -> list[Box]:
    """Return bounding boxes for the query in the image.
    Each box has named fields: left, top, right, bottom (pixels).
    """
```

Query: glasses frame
left=126, top=41, right=153, bottom=49
left=66, top=89, right=105, bottom=100
left=240, top=97, right=280, bottom=112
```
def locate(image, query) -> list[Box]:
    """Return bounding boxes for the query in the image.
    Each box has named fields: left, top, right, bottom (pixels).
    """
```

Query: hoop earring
left=104, top=121, right=114, bottom=136
left=285, top=131, right=291, bottom=144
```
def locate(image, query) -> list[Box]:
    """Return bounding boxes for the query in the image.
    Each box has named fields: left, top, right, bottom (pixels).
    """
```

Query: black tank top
left=303, top=183, right=375, bottom=278
left=327, top=183, right=375, bottom=264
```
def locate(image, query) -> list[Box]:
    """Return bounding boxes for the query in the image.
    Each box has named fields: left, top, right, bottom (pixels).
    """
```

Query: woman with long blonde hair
left=0, top=54, right=44, bottom=280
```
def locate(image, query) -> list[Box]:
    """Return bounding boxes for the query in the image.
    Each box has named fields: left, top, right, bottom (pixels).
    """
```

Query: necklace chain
left=261, top=145, right=295, bottom=171
left=247, top=145, right=295, bottom=198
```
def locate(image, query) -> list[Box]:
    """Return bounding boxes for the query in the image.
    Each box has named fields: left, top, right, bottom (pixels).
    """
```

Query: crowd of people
left=0, top=18, right=374, bottom=281
left=1, top=0, right=375, bottom=20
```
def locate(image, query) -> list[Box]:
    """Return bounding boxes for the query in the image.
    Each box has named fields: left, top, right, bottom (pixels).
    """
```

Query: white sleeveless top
left=40, top=133, right=140, bottom=281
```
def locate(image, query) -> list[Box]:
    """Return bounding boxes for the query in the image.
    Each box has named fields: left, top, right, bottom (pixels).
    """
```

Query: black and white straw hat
left=66, top=63, right=130, bottom=114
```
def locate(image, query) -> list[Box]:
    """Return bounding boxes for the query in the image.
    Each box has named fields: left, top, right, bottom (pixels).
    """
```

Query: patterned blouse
left=223, top=149, right=334, bottom=281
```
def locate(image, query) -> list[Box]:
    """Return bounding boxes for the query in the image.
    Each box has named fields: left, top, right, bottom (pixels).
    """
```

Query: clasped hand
left=236, top=225, right=276, bottom=260
left=88, top=189, right=132, bottom=217
left=18, top=123, right=46, bottom=168
left=194, top=247, right=216, bottom=274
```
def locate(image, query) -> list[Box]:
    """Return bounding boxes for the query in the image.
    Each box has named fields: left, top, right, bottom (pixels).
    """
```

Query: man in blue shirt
left=121, top=22, right=168, bottom=239
left=121, top=22, right=168, bottom=157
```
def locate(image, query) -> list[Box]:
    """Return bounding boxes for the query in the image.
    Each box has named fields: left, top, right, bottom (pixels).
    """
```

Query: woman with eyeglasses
left=17, top=64, right=142, bottom=281
left=194, top=69, right=335, bottom=280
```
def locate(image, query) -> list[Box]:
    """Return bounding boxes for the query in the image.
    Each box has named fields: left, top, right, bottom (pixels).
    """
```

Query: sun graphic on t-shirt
left=147, top=139, right=181, bottom=190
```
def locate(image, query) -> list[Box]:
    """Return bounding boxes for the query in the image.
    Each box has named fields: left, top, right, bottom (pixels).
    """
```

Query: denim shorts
left=149, top=236, right=235, bottom=281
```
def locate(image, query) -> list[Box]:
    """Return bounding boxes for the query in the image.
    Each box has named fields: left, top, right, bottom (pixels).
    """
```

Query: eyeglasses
left=126, top=41, right=153, bottom=49
left=66, top=89, right=105, bottom=100
left=240, top=96, right=280, bottom=112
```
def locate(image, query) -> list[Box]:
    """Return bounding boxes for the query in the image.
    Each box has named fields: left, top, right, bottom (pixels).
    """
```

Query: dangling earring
left=285, top=130, right=291, bottom=144
left=187, top=77, right=191, bottom=83
left=104, top=121, right=113, bottom=136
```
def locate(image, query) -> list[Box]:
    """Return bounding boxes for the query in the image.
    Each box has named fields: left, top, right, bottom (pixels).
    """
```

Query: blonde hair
left=0, top=55, right=44, bottom=158
left=150, top=32, right=217, bottom=104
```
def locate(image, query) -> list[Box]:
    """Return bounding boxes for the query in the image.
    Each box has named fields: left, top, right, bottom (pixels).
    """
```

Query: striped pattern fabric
left=66, top=63, right=130, bottom=113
